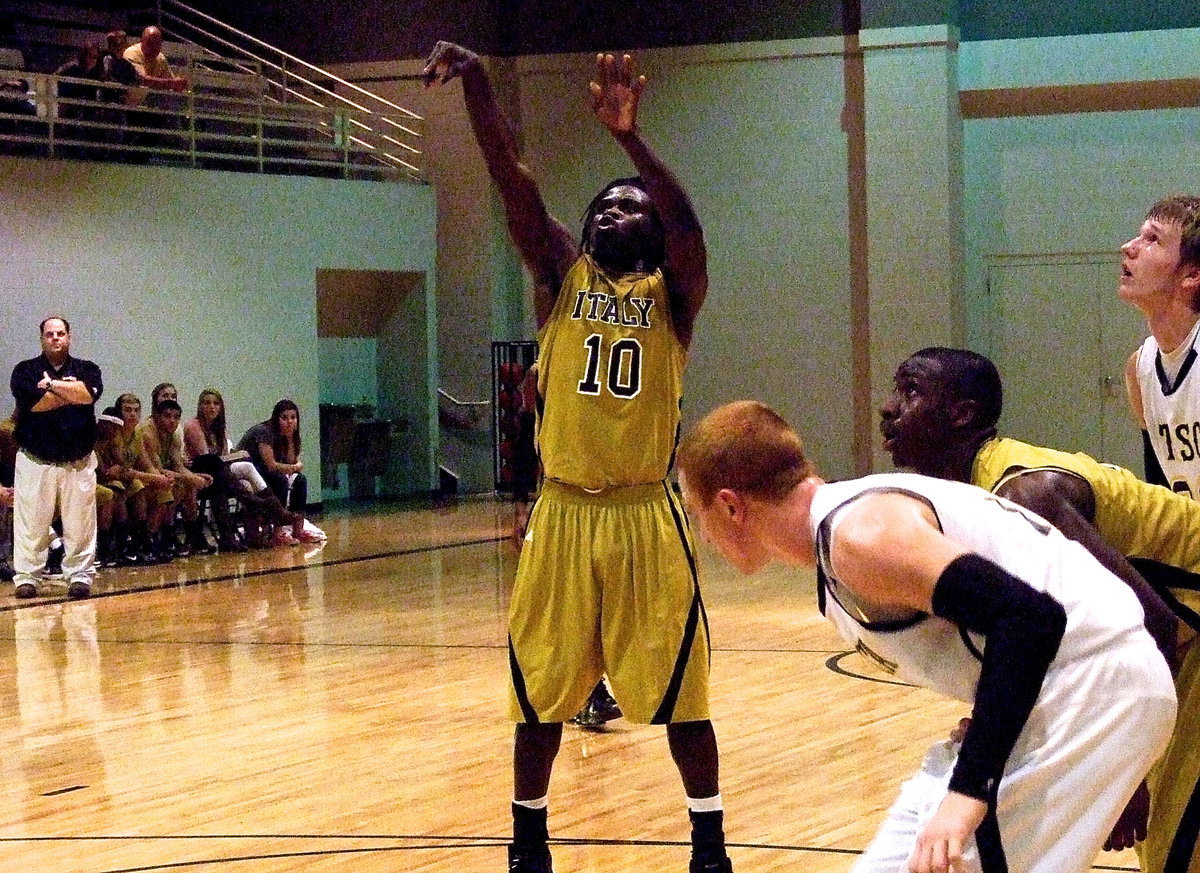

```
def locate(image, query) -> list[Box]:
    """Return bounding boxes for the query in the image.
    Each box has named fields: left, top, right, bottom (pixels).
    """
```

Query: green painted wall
left=961, top=27, right=1200, bottom=355
left=517, top=42, right=857, bottom=477
left=0, top=157, right=439, bottom=497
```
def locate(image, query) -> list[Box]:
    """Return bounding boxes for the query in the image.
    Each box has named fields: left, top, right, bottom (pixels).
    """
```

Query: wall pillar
left=860, top=23, right=965, bottom=470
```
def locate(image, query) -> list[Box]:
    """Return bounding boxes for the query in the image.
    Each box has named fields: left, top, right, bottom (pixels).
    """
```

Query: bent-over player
left=677, top=400, right=1176, bottom=873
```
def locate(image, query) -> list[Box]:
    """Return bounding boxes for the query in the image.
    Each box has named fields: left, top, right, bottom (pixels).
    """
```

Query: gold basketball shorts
left=507, top=478, right=712, bottom=725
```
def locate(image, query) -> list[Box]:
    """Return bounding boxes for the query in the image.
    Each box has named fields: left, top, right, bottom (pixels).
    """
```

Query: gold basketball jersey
left=973, top=437, right=1200, bottom=574
left=536, top=255, right=684, bottom=489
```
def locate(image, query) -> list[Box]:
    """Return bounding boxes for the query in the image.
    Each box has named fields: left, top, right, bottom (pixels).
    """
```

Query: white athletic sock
left=513, top=795, right=548, bottom=810
left=686, top=793, right=723, bottom=813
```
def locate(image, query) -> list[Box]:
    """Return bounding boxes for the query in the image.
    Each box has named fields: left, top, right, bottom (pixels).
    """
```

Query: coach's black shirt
left=10, top=353, right=103, bottom=463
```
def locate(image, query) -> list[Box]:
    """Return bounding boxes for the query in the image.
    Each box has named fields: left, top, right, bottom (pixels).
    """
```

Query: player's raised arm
left=591, top=53, right=707, bottom=348
left=422, top=41, right=577, bottom=324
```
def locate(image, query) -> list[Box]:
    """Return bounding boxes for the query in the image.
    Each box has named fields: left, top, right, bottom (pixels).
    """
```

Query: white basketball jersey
left=1135, top=324, right=1200, bottom=501
left=818, top=474, right=1176, bottom=873
left=810, top=473, right=1152, bottom=707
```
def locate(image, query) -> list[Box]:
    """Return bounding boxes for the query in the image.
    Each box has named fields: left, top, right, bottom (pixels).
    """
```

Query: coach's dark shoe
left=14, top=581, right=36, bottom=599
left=689, top=852, right=733, bottom=873
left=66, top=579, right=91, bottom=601
left=507, top=844, right=553, bottom=873
left=0, top=561, right=14, bottom=582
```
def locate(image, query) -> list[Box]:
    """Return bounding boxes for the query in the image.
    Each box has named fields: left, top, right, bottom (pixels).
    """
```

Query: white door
left=988, top=254, right=1149, bottom=473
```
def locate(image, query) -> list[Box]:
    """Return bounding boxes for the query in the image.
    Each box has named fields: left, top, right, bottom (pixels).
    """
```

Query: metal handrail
left=437, top=388, right=492, bottom=408
left=159, top=1, right=420, bottom=119
left=154, top=0, right=424, bottom=173
left=437, top=389, right=490, bottom=431
left=0, top=68, right=419, bottom=180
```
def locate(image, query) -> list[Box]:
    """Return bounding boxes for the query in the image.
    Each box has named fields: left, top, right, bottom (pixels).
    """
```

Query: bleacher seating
left=0, top=0, right=424, bottom=181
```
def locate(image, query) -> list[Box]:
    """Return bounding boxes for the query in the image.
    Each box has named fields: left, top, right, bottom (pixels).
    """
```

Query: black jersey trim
left=958, top=625, right=985, bottom=662
left=976, top=793, right=1009, bottom=873
left=1130, top=557, right=1200, bottom=633
left=665, top=398, right=683, bottom=476
left=1155, top=345, right=1199, bottom=396
left=508, top=636, right=540, bottom=724
left=653, top=481, right=705, bottom=724
left=815, top=486, right=938, bottom=632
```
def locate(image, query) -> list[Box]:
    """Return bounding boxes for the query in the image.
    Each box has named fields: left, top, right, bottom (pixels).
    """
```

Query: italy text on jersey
left=569, top=290, right=656, bottom=328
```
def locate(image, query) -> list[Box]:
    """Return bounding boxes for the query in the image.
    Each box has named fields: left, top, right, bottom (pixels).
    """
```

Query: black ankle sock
left=688, top=809, right=726, bottom=853
left=512, top=803, right=549, bottom=849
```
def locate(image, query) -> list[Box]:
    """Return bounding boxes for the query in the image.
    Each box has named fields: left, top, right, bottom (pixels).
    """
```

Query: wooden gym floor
left=0, top=498, right=1140, bottom=872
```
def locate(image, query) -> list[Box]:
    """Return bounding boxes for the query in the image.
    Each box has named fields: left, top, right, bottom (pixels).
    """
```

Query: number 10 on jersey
left=578, top=333, right=643, bottom=399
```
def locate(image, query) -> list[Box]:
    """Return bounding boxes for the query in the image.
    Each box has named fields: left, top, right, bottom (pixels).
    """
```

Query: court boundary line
left=0, top=829, right=1132, bottom=873
left=0, top=833, right=1138, bottom=873
left=0, top=536, right=508, bottom=613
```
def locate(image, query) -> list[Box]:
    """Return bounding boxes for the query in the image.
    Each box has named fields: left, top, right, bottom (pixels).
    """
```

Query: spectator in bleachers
left=122, top=26, right=186, bottom=154
left=96, top=31, right=139, bottom=156
left=138, top=397, right=212, bottom=558
left=53, top=42, right=103, bottom=156
left=238, top=399, right=320, bottom=545
left=123, top=26, right=186, bottom=96
left=0, top=21, right=31, bottom=115
left=96, top=396, right=171, bottom=565
left=182, top=388, right=256, bottom=553
left=99, top=31, right=138, bottom=102
left=54, top=42, right=102, bottom=116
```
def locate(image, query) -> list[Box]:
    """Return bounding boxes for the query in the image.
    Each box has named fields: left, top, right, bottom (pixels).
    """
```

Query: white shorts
left=855, top=645, right=1175, bottom=873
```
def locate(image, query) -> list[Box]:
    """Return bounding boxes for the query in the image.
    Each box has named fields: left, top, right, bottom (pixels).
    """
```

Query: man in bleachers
left=122, top=26, right=186, bottom=152
left=122, top=26, right=186, bottom=95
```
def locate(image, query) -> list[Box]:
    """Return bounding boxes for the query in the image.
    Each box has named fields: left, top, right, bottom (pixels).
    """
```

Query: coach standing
left=11, top=317, right=102, bottom=600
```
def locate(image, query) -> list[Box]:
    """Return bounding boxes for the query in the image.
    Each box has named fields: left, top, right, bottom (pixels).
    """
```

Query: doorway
left=316, top=268, right=435, bottom=500
left=987, top=253, right=1148, bottom=472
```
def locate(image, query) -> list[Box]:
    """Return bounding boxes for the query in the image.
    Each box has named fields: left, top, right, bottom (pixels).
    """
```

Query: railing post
left=340, top=109, right=350, bottom=179
left=188, top=88, right=197, bottom=167
left=257, top=101, right=264, bottom=172
left=45, top=75, right=56, bottom=157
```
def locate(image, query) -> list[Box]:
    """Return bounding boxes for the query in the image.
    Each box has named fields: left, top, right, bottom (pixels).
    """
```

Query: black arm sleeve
left=931, top=553, right=1067, bottom=800
left=1143, top=430, right=1168, bottom=488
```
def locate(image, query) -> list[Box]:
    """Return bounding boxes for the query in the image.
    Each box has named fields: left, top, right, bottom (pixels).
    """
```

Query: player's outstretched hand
left=910, top=791, right=988, bottom=873
left=421, top=41, right=480, bottom=87
left=589, top=53, right=645, bottom=135
left=1104, top=780, right=1150, bottom=851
